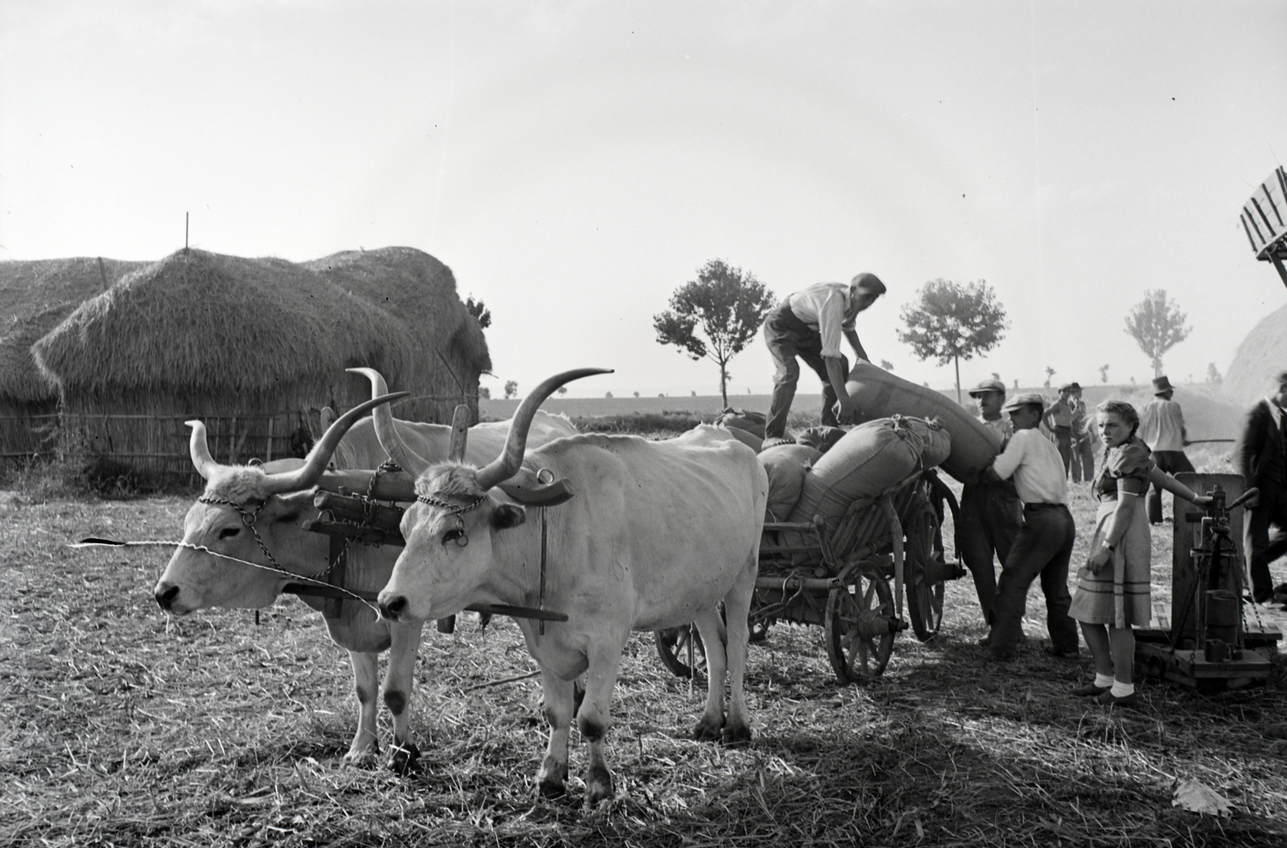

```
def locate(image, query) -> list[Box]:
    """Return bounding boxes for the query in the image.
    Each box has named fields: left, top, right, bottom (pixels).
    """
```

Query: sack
left=844, top=360, right=1001, bottom=484
left=795, top=426, right=847, bottom=455
left=716, top=408, right=767, bottom=439
left=758, top=444, right=824, bottom=521
left=787, top=416, right=949, bottom=526
left=718, top=424, right=763, bottom=452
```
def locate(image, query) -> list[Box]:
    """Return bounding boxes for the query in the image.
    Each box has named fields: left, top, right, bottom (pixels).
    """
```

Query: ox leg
left=343, top=651, right=380, bottom=766
left=721, top=559, right=757, bottom=745
left=691, top=607, right=730, bottom=742
left=382, top=618, right=425, bottom=775
left=578, top=647, right=625, bottom=806
left=536, top=669, right=576, bottom=798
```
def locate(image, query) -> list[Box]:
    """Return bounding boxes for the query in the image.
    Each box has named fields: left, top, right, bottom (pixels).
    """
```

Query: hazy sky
left=3, top=1, right=1285, bottom=399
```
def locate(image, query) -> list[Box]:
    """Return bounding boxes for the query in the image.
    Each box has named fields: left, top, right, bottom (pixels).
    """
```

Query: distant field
left=482, top=383, right=1246, bottom=441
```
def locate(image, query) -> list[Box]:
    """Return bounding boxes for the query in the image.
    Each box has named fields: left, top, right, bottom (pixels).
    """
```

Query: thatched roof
left=1225, top=301, right=1287, bottom=405
left=0, top=258, right=146, bottom=404
left=33, top=247, right=490, bottom=410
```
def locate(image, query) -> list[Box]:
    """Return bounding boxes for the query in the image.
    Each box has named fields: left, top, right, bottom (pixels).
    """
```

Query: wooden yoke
left=448, top=404, right=470, bottom=461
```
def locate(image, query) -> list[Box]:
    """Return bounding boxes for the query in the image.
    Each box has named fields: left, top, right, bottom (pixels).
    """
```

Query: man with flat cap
left=1234, top=370, right=1287, bottom=605
left=1067, top=383, right=1096, bottom=483
left=1138, top=375, right=1194, bottom=524
left=982, top=392, right=1079, bottom=661
left=960, top=378, right=1023, bottom=630
left=762, top=273, right=886, bottom=442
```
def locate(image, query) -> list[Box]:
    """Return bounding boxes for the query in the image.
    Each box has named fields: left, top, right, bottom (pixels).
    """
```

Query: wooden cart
left=656, top=468, right=964, bottom=685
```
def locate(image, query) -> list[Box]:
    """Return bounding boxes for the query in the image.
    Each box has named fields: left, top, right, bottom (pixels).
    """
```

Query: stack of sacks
left=794, top=426, right=847, bottom=455
left=758, top=443, right=824, bottom=521
left=716, top=408, right=766, bottom=452
left=787, top=416, right=951, bottom=526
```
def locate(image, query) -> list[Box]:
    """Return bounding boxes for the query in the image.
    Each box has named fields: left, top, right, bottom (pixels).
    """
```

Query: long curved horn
left=262, top=391, right=409, bottom=495
left=186, top=420, right=222, bottom=480
left=346, top=367, right=431, bottom=475
left=474, top=368, right=611, bottom=491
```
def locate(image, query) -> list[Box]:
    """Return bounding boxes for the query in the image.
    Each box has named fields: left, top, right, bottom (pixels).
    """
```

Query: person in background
left=959, top=379, right=1023, bottom=634
left=1068, top=383, right=1096, bottom=483
left=1043, top=384, right=1077, bottom=477
left=1233, top=370, right=1287, bottom=605
left=982, top=393, right=1080, bottom=662
left=762, top=273, right=886, bottom=442
left=1069, top=400, right=1210, bottom=706
left=1137, top=375, right=1195, bottom=524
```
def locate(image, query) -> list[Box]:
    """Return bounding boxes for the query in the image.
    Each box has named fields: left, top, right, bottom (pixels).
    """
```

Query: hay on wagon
left=31, top=246, right=490, bottom=486
left=0, top=257, right=147, bottom=458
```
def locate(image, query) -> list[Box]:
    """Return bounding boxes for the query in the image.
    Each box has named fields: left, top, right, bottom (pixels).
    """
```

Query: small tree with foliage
left=503, top=380, right=518, bottom=399
left=1206, top=362, right=1223, bottom=384
left=654, top=259, right=775, bottom=408
left=1099, top=364, right=1110, bottom=384
left=557, top=386, right=568, bottom=397
left=478, top=386, right=491, bottom=400
left=1125, top=289, right=1191, bottom=378
left=880, top=359, right=895, bottom=371
left=897, top=278, right=1009, bottom=403
left=1045, top=366, right=1055, bottom=389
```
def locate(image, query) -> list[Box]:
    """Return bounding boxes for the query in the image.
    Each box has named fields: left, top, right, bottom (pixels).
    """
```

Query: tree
left=897, top=278, right=1009, bottom=402
left=478, top=386, right=491, bottom=400
left=654, top=259, right=775, bottom=408
left=605, top=392, right=613, bottom=399
left=880, top=359, right=895, bottom=371
left=1124, top=289, right=1191, bottom=377
left=556, top=386, right=568, bottom=397
left=1045, top=366, right=1055, bottom=388
left=1207, top=362, right=1223, bottom=384
left=633, top=391, right=639, bottom=398
left=1099, top=364, right=1110, bottom=384
left=503, top=380, right=518, bottom=399
left=465, top=296, right=491, bottom=330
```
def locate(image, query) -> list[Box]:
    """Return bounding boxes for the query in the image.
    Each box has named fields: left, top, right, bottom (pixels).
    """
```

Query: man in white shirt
left=762, top=273, right=885, bottom=441
left=1137, top=375, right=1194, bottom=524
left=982, top=392, right=1080, bottom=662
left=959, top=379, right=1022, bottom=629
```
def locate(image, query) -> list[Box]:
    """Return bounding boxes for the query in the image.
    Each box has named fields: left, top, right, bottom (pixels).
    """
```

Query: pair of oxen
left=154, top=368, right=768, bottom=806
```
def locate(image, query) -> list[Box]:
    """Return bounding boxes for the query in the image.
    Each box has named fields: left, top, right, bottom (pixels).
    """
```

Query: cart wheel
left=824, top=570, right=896, bottom=684
left=905, top=501, right=946, bottom=642
left=654, top=624, right=705, bottom=679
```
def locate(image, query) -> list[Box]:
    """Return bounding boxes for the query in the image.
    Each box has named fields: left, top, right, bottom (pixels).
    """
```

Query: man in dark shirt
left=1233, top=370, right=1287, bottom=605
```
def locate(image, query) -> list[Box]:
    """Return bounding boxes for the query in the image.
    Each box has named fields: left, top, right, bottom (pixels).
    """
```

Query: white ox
left=370, top=369, right=767, bottom=805
left=153, top=370, right=577, bottom=772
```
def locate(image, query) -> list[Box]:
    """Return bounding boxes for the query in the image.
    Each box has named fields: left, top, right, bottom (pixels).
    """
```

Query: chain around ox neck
left=197, top=493, right=289, bottom=573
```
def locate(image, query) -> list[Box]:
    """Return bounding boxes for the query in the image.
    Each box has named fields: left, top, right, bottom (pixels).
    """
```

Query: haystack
left=0, top=258, right=147, bottom=456
left=33, top=246, right=489, bottom=482
left=1224, top=301, right=1287, bottom=406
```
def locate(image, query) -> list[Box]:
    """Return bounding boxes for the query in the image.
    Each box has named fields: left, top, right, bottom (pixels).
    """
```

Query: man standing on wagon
left=982, top=393, right=1080, bottom=661
left=762, top=273, right=886, bottom=444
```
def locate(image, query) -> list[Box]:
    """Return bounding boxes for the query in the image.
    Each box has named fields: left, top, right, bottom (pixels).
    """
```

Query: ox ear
left=492, top=503, right=527, bottom=530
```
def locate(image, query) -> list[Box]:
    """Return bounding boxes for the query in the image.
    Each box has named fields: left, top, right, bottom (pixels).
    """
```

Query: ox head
left=153, top=391, right=407, bottom=615
left=376, top=368, right=609, bottom=622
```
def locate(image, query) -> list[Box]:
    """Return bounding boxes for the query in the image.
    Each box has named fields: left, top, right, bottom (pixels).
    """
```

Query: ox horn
left=346, top=367, right=433, bottom=476
left=187, top=420, right=222, bottom=480
left=474, top=368, right=611, bottom=492
left=261, top=391, right=409, bottom=495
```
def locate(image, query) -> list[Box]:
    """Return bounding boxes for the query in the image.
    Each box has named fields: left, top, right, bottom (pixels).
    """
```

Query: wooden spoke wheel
left=654, top=624, right=706, bottom=679
left=824, top=569, right=896, bottom=684
left=904, top=500, right=946, bottom=642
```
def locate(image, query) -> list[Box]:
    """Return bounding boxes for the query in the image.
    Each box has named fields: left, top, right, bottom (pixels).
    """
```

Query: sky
left=2, top=1, right=1285, bottom=400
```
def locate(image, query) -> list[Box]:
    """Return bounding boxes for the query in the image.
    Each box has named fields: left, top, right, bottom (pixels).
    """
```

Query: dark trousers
left=1053, top=426, right=1073, bottom=477
left=991, top=503, right=1079, bottom=655
left=1070, top=435, right=1096, bottom=483
left=958, top=479, right=1023, bottom=624
left=1146, top=450, right=1195, bottom=524
left=1245, top=481, right=1287, bottom=600
left=763, top=303, right=849, bottom=439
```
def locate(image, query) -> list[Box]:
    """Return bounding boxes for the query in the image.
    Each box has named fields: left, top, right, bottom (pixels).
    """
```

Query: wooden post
left=265, top=416, right=274, bottom=462
left=448, top=405, right=470, bottom=461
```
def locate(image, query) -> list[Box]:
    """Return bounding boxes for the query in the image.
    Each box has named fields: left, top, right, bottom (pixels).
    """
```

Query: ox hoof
left=537, top=778, right=567, bottom=799
left=692, top=716, right=724, bottom=743
left=585, top=765, right=615, bottom=807
left=721, top=722, right=752, bottom=747
left=342, top=747, right=380, bottom=769
left=388, top=741, right=421, bottom=776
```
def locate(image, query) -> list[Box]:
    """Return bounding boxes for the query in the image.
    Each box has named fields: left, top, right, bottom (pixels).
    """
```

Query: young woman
left=1067, top=400, right=1211, bottom=706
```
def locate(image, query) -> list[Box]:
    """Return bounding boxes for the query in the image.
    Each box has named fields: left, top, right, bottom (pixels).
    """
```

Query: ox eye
left=442, top=528, right=468, bottom=547
left=219, top=527, right=241, bottom=540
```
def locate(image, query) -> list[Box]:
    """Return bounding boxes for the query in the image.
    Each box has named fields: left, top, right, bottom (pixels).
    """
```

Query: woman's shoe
left=1072, top=683, right=1109, bottom=697
left=1096, top=690, right=1138, bottom=707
